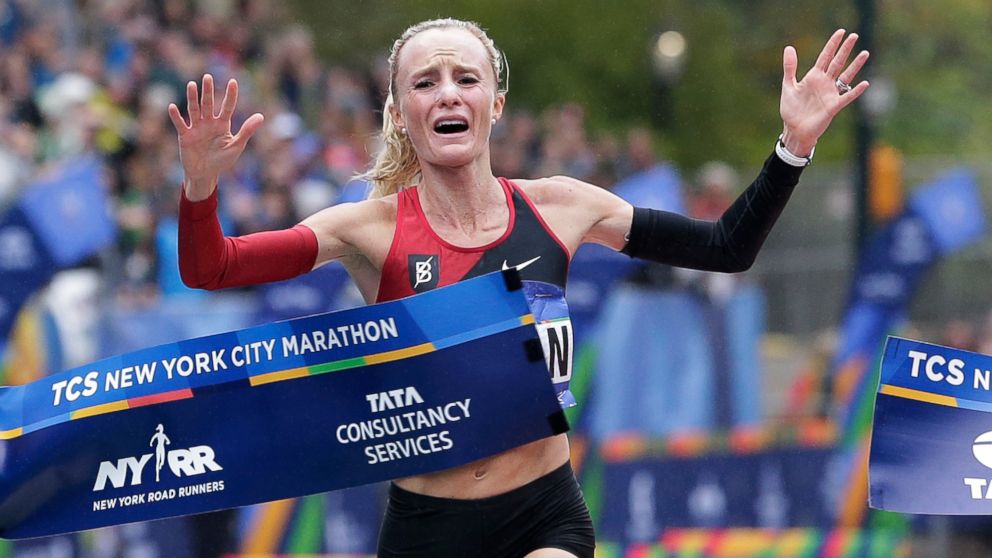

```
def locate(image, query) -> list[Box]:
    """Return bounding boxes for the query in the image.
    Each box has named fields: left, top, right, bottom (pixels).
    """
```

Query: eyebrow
left=409, top=58, right=484, bottom=79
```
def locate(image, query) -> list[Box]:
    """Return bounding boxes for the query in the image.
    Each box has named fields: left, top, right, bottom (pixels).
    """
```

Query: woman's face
left=390, top=28, right=504, bottom=170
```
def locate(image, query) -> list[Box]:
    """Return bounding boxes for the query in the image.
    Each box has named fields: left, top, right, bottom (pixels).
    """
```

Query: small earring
left=491, top=118, right=497, bottom=126
left=400, top=127, right=407, bottom=135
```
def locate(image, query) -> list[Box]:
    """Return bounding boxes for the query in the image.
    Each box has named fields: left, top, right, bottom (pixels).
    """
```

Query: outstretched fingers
left=218, top=79, right=238, bottom=122
left=826, top=33, right=859, bottom=79
left=834, top=49, right=871, bottom=109
left=838, top=50, right=870, bottom=87
left=813, top=29, right=846, bottom=73
left=181, top=75, right=242, bottom=131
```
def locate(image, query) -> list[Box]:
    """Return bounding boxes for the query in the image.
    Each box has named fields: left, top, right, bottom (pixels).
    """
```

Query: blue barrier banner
left=598, top=446, right=835, bottom=542
left=870, top=336, right=992, bottom=514
left=0, top=271, right=566, bottom=538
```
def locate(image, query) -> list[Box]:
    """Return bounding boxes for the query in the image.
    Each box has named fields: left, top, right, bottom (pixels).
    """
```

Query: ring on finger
left=835, top=78, right=853, bottom=94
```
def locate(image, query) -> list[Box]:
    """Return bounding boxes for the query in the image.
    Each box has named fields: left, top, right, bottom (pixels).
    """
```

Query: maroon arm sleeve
left=178, top=188, right=319, bottom=290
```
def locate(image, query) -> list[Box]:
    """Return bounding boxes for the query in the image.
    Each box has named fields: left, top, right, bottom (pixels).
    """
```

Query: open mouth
left=433, top=119, right=469, bottom=135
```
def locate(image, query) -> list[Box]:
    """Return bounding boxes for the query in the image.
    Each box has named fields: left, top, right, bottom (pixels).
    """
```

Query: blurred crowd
left=13, top=0, right=990, bottom=431
left=0, top=0, right=744, bottom=307
left=0, top=0, right=377, bottom=302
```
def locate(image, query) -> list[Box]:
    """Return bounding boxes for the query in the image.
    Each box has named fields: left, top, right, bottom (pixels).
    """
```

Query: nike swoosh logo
left=502, top=256, right=541, bottom=271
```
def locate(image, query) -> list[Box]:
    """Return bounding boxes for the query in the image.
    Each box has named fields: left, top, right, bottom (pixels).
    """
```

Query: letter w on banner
left=870, top=336, right=992, bottom=513
left=0, top=271, right=567, bottom=539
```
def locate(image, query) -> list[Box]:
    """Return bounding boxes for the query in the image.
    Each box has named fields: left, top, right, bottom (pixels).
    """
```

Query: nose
left=435, top=79, right=461, bottom=106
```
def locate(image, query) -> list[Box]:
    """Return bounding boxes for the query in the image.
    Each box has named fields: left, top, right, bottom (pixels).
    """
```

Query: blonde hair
left=363, top=18, right=507, bottom=199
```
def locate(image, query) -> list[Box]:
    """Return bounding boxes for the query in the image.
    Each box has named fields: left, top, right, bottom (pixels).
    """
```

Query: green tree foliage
left=877, top=0, right=992, bottom=157
left=287, top=0, right=990, bottom=169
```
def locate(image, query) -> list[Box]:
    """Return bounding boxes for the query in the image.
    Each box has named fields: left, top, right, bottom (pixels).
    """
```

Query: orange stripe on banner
left=666, top=431, right=710, bottom=457
left=776, top=528, right=812, bottom=556
left=681, top=529, right=710, bottom=553
left=0, top=428, right=22, bottom=440
left=879, top=384, right=958, bottom=407
left=71, top=400, right=130, bottom=420
left=364, top=343, right=435, bottom=365
left=600, top=435, right=648, bottom=462
left=840, top=441, right=871, bottom=527
left=728, top=426, right=774, bottom=454
left=129, top=388, right=194, bottom=408
left=711, top=529, right=771, bottom=554
left=795, top=417, right=837, bottom=446
left=250, top=367, right=310, bottom=386
left=242, top=498, right=295, bottom=554
left=519, top=314, right=535, bottom=326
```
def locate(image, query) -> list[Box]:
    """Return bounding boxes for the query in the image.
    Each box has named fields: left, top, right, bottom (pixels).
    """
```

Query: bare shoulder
left=299, top=194, right=398, bottom=264
left=511, top=176, right=632, bottom=251
left=302, top=194, right=397, bottom=233
left=512, top=175, right=604, bottom=208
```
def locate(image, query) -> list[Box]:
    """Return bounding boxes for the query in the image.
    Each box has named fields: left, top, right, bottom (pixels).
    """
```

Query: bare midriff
left=392, top=433, right=570, bottom=499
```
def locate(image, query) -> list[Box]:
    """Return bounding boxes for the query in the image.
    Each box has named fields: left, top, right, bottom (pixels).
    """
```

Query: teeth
left=437, top=120, right=466, bottom=126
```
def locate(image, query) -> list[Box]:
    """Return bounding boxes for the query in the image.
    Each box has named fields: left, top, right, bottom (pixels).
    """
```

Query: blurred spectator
left=680, top=161, right=740, bottom=302
left=537, top=103, right=597, bottom=179
left=941, top=318, right=978, bottom=351
left=690, top=161, right=737, bottom=221
left=618, top=126, right=656, bottom=178
left=979, top=312, right=992, bottom=355
left=683, top=161, right=763, bottom=428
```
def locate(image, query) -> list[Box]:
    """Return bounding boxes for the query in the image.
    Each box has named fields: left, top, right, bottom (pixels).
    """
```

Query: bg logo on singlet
left=92, top=425, right=222, bottom=491
left=408, top=254, right=440, bottom=293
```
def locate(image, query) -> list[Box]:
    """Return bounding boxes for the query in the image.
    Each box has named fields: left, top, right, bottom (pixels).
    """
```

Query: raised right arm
left=170, top=75, right=365, bottom=290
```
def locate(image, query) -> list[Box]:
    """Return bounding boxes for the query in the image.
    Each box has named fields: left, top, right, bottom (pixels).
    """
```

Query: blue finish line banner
left=870, top=336, right=992, bottom=514
left=0, top=271, right=567, bottom=539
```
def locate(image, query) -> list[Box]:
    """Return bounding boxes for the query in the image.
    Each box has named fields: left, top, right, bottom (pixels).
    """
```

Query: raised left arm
left=586, top=30, right=869, bottom=271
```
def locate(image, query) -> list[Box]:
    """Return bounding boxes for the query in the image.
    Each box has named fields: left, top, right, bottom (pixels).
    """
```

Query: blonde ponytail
left=363, top=93, right=421, bottom=198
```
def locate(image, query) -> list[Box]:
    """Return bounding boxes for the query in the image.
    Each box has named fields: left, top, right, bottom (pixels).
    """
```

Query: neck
left=416, top=155, right=505, bottom=234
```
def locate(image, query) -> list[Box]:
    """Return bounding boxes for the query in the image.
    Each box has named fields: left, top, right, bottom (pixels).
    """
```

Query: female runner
left=171, top=18, right=868, bottom=557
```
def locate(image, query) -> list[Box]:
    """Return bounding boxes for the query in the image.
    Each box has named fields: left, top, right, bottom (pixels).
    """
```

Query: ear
left=388, top=96, right=405, bottom=130
left=492, top=92, right=506, bottom=123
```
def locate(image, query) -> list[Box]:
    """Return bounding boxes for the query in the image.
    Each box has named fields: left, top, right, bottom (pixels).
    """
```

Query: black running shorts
left=377, top=461, right=595, bottom=557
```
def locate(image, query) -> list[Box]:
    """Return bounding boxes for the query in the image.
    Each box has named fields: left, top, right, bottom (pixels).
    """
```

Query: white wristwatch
left=775, top=135, right=815, bottom=167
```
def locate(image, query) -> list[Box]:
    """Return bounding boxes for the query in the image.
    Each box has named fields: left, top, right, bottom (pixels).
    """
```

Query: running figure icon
left=149, top=424, right=171, bottom=482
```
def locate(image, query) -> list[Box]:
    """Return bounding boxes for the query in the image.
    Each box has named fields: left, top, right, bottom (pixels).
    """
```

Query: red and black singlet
left=376, top=178, right=577, bottom=408
left=376, top=178, right=570, bottom=301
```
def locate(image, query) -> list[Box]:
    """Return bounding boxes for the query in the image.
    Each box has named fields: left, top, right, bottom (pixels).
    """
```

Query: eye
left=458, top=76, right=480, bottom=85
left=414, top=79, right=434, bottom=90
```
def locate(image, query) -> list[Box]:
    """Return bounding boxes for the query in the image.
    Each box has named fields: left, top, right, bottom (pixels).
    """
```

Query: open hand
left=780, top=29, right=869, bottom=156
left=168, top=74, right=264, bottom=200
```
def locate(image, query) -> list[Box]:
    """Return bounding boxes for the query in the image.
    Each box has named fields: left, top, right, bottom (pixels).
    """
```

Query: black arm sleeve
left=620, top=150, right=804, bottom=272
